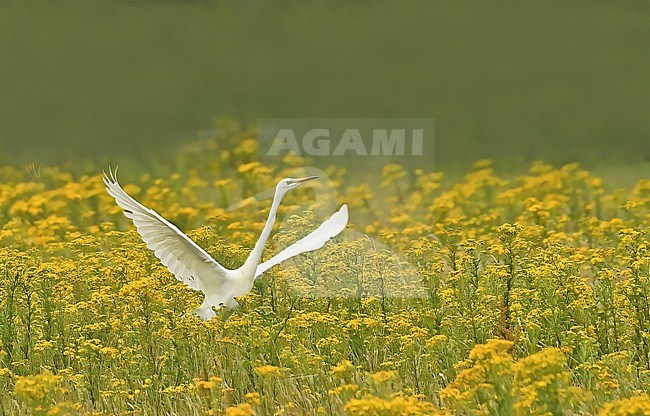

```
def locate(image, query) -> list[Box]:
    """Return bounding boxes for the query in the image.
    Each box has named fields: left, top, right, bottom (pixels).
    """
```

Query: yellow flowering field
left=0, top=132, right=648, bottom=415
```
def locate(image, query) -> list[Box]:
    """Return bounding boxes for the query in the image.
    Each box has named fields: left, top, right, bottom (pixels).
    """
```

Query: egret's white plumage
left=254, top=205, right=349, bottom=279
left=103, top=168, right=348, bottom=320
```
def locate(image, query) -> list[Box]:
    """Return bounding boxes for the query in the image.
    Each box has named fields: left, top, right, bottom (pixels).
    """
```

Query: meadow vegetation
left=0, top=129, right=648, bottom=415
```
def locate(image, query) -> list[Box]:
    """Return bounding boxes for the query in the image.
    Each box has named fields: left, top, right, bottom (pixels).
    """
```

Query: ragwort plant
left=0, top=126, right=648, bottom=414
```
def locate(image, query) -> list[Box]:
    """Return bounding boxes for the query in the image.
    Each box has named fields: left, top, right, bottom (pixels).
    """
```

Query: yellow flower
left=380, top=163, right=407, bottom=188
left=14, top=370, right=67, bottom=406
left=224, top=403, right=256, bottom=416
left=599, top=394, right=650, bottom=415
left=238, top=161, right=261, bottom=173
left=328, top=383, right=359, bottom=396
left=244, top=391, right=261, bottom=406
left=370, top=370, right=398, bottom=385
left=254, top=365, right=282, bottom=378
left=330, top=359, right=355, bottom=377
left=344, top=394, right=442, bottom=416
left=45, top=401, right=82, bottom=416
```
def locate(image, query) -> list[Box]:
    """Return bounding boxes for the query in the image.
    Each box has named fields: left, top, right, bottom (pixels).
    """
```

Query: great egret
left=103, top=168, right=348, bottom=320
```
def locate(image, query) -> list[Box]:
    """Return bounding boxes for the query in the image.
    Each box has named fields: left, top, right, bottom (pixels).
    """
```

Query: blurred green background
left=0, top=1, right=647, bottom=184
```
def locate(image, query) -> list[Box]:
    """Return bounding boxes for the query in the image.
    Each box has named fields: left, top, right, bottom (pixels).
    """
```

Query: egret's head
left=276, top=176, right=318, bottom=194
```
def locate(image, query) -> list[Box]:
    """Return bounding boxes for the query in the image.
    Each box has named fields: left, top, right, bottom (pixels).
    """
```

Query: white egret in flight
left=103, top=168, right=348, bottom=320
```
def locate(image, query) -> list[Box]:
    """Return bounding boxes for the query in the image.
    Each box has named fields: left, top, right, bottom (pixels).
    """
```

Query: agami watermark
left=258, top=118, right=434, bottom=160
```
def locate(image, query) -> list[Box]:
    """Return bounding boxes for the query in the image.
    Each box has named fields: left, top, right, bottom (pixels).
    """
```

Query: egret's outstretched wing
left=103, top=168, right=229, bottom=291
left=255, top=204, right=348, bottom=279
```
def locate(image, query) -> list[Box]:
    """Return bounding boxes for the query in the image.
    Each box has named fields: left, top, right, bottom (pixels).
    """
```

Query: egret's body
left=103, top=169, right=348, bottom=320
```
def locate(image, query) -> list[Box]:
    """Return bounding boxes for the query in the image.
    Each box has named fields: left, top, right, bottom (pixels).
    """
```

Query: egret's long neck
left=242, top=189, right=285, bottom=275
